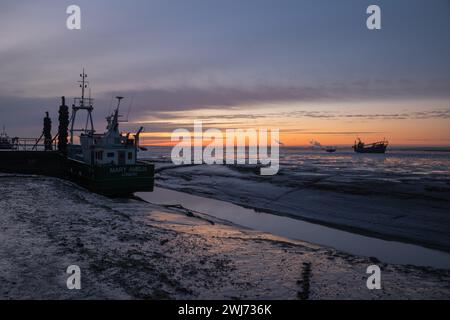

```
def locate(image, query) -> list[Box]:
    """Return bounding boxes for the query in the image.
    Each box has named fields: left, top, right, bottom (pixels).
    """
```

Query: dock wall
left=0, top=151, right=64, bottom=176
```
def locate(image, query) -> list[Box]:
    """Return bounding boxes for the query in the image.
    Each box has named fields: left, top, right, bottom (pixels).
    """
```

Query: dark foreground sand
left=0, top=175, right=449, bottom=299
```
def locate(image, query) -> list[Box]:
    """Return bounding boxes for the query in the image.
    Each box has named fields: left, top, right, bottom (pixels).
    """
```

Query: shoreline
left=1, top=175, right=450, bottom=299
left=137, top=187, right=450, bottom=269
left=153, top=162, right=450, bottom=254
left=155, top=183, right=450, bottom=254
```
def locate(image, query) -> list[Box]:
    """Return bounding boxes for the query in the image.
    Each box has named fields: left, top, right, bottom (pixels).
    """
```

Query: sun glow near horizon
left=135, top=98, right=450, bottom=147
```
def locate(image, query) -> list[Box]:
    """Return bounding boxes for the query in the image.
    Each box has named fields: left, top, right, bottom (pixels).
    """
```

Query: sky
left=1, top=0, right=450, bottom=146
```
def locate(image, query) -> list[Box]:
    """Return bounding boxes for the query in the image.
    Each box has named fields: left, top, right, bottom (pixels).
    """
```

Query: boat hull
left=353, top=145, right=387, bottom=154
left=65, top=158, right=155, bottom=196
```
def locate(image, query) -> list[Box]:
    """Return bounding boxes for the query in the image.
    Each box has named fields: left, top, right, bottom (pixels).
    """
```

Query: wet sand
left=137, top=188, right=450, bottom=269
left=0, top=175, right=449, bottom=299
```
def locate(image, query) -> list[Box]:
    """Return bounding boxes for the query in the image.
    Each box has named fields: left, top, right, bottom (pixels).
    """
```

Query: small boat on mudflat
left=353, top=138, right=388, bottom=154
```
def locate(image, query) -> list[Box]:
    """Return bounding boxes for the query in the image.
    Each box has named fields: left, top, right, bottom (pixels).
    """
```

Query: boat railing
left=354, top=139, right=388, bottom=147
left=367, top=140, right=388, bottom=147
left=72, top=97, right=94, bottom=108
left=11, top=138, right=58, bottom=151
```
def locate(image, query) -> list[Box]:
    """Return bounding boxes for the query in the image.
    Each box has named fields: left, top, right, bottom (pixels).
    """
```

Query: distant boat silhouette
left=353, top=138, right=388, bottom=154
left=310, top=140, right=336, bottom=153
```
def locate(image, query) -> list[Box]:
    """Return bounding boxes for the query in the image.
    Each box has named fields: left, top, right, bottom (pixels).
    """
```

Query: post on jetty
left=58, top=96, right=70, bottom=157
left=43, top=112, right=52, bottom=151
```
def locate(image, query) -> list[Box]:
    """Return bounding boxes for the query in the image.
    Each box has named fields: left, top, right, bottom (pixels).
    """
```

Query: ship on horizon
left=353, top=138, right=388, bottom=154
left=324, top=146, right=337, bottom=153
left=310, top=140, right=337, bottom=153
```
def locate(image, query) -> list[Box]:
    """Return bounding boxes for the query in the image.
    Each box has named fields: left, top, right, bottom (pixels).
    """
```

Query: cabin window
left=128, top=152, right=133, bottom=160
left=95, top=151, right=103, bottom=160
left=107, top=152, right=115, bottom=158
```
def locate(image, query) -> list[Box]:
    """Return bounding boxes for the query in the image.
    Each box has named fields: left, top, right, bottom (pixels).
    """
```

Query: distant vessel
left=324, top=146, right=337, bottom=153
left=353, top=138, right=388, bottom=154
left=65, top=70, right=154, bottom=195
left=0, top=126, right=16, bottom=150
left=310, top=140, right=337, bottom=153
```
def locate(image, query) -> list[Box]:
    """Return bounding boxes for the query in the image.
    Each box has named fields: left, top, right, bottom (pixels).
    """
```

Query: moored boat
left=65, top=71, right=154, bottom=196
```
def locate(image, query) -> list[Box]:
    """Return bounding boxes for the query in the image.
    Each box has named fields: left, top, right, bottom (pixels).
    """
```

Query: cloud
left=338, top=109, right=450, bottom=120
left=283, top=130, right=385, bottom=135
left=99, top=86, right=327, bottom=114
left=134, top=105, right=450, bottom=125
left=1, top=1, right=450, bottom=141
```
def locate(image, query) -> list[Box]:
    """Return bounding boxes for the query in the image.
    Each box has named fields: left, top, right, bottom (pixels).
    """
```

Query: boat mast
left=69, top=69, right=95, bottom=144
